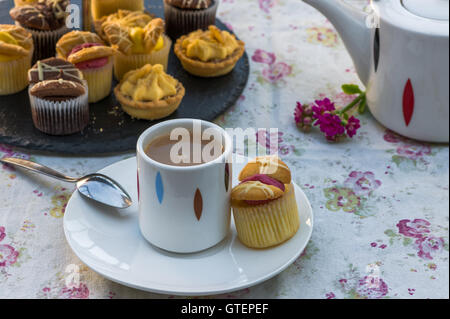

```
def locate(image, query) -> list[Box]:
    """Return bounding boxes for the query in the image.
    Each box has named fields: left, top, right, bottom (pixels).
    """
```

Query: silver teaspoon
left=1, top=157, right=132, bottom=209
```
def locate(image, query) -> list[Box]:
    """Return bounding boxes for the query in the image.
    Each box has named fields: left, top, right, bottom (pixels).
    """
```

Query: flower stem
left=337, top=93, right=366, bottom=115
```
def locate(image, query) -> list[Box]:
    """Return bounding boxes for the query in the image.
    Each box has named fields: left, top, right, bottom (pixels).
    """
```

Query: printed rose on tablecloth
left=414, top=237, right=446, bottom=261
left=355, top=276, right=389, bottom=299
left=0, top=227, right=19, bottom=269
left=383, top=130, right=435, bottom=170
left=0, top=144, right=32, bottom=173
left=258, top=0, right=278, bottom=14
left=323, top=171, right=383, bottom=217
left=396, top=144, right=432, bottom=161
left=252, top=49, right=276, bottom=65
left=252, top=50, right=294, bottom=85
left=306, top=27, right=338, bottom=47
left=344, top=171, right=382, bottom=196
left=261, top=62, right=292, bottom=83
left=383, top=219, right=448, bottom=262
left=60, top=283, right=90, bottom=299
left=324, top=187, right=360, bottom=213
left=336, top=264, right=389, bottom=299
left=255, top=130, right=303, bottom=157
left=397, top=219, right=431, bottom=239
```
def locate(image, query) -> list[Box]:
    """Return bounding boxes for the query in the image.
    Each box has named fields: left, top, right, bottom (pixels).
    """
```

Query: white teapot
left=302, top=0, right=449, bottom=143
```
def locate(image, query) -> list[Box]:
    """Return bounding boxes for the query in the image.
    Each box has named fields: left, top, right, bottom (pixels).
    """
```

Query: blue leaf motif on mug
left=155, top=172, right=164, bottom=204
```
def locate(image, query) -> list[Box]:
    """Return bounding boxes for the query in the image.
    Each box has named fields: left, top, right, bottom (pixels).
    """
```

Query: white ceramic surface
left=303, top=0, right=449, bottom=142
left=63, top=155, right=314, bottom=296
left=136, top=119, right=232, bottom=253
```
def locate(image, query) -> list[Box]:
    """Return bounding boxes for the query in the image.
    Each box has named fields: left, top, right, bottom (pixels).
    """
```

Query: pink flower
left=344, top=171, right=382, bottom=196
left=396, top=219, right=431, bottom=238
left=262, top=62, right=292, bottom=83
left=357, top=276, right=389, bottom=299
left=414, top=236, right=445, bottom=260
left=258, top=0, right=276, bottom=13
left=0, top=244, right=19, bottom=267
left=294, top=102, right=314, bottom=132
left=0, top=226, right=5, bottom=242
left=252, top=49, right=276, bottom=65
left=60, top=283, right=90, bottom=299
left=314, top=112, right=346, bottom=141
left=396, top=144, right=432, bottom=160
left=312, top=98, right=336, bottom=117
left=345, top=116, right=361, bottom=138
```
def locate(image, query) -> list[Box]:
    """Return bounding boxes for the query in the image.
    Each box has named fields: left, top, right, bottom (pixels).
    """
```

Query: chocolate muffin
left=28, top=58, right=89, bottom=135
left=10, top=0, right=70, bottom=62
left=163, top=0, right=219, bottom=40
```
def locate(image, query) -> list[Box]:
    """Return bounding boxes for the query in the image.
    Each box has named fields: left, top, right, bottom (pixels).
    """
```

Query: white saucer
left=63, top=155, right=314, bottom=296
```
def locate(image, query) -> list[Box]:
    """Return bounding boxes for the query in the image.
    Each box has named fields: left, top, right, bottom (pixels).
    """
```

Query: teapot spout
left=303, top=0, right=372, bottom=86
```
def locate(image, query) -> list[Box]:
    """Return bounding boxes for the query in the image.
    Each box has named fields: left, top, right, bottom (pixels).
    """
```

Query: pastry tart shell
left=114, top=82, right=185, bottom=120
left=174, top=36, right=245, bottom=77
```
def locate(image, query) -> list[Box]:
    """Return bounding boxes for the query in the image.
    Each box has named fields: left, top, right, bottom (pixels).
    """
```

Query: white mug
left=136, top=119, right=232, bottom=253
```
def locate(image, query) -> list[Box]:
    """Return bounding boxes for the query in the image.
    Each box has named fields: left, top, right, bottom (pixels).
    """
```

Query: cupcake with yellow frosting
left=174, top=25, right=245, bottom=77
left=56, top=31, right=115, bottom=103
left=114, top=64, right=185, bottom=120
left=96, top=10, right=171, bottom=81
left=231, top=156, right=300, bottom=249
left=91, top=0, right=145, bottom=21
left=0, top=24, right=34, bottom=95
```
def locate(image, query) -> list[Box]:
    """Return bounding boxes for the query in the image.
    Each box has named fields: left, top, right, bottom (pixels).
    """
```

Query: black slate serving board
left=0, top=0, right=249, bottom=154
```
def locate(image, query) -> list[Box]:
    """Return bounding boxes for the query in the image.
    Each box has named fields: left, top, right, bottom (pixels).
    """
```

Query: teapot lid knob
left=402, top=0, right=449, bottom=21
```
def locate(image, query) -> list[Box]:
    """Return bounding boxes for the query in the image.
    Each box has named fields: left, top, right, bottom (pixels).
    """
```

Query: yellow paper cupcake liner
left=0, top=48, right=33, bottom=95
left=232, top=184, right=300, bottom=249
left=81, top=58, right=113, bottom=103
left=113, top=35, right=172, bottom=81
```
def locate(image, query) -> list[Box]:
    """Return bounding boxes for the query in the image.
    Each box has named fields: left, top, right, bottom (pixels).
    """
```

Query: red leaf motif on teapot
left=403, top=79, right=415, bottom=127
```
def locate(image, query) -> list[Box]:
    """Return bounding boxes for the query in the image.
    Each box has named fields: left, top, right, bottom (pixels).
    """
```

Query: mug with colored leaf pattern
left=136, top=119, right=232, bottom=253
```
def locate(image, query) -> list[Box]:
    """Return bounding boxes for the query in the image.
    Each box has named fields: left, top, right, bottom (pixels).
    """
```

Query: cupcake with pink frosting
left=56, top=31, right=115, bottom=103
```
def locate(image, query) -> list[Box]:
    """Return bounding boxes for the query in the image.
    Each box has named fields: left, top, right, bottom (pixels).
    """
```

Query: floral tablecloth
left=0, top=0, right=448, bottom=299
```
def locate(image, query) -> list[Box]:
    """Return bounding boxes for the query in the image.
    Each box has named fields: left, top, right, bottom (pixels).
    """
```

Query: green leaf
left=342, top=84, right=362, bottom=95
left=384, top=229, right=396, bottom=237
left=358, top=96, right=367, bottom=114
left=403, top=237, right=412, bottom=246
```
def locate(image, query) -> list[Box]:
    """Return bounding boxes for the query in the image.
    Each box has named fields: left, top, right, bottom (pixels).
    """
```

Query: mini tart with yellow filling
left=0, top=24, right=33, bottom=95
left=231, top=156, right=300, bottom=249
left=96, top=10, right=171, bottom=80
left=56, top=31, right=115, bottom=103
left=114, top=64, right=185, bottom=120
left=174, top=25, right=245, bottom=77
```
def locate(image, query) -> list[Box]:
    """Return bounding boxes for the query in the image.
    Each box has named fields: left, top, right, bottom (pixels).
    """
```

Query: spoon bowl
left=76, top=174, right=132, bottom=209
left=0, top=157, right=132, bottom=209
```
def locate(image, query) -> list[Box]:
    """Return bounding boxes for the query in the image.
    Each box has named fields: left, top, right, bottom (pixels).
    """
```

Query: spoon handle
left=0, top=157, right=78, bottom=183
